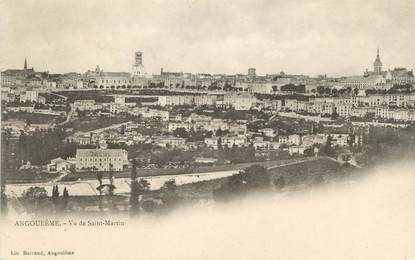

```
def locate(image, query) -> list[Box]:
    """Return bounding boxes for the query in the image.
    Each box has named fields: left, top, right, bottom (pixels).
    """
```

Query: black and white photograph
left=0, top=0, right=414, bottom=259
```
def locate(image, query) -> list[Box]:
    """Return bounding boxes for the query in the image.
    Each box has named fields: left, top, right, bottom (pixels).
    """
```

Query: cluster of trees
left=213, top=165, right=271, bottom=201
left=16, top=128, right=76, bottom=166
left=22, top=186, right=48, bottom=199
left=365, top=84, right=414, bottom=95
left=279, top=84, right=306, bottom=93
left=54, top=91, right=112, bottom=104
left=195, top=107, right=252, bottom=121
left=149, top=149, right=194, bottom=167
left=130, top=162, right=151, bottom=216
left=20, top=186, right=62, bottom=213
left=51, top=185, right=69, bottom=210
left=219, top=144, right=256, bottom=164
left=357, top=125, right=415, bottom=166
left=315, top=86, right=359, bottom=96
left=129, top=161, right=180, bottom=216
left=319, top=135, right=335, bottom=157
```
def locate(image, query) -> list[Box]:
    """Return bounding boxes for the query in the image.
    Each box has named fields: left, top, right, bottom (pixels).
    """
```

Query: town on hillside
left=1, top=49, right=415, bottom=216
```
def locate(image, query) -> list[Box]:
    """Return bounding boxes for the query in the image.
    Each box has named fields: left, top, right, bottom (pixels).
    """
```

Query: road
left=4, top=157, right=346, bottom=198
left=58, top=104, right=74, bottom=126
left=82, top=121, right=133, bottom=135
left=266, top=156, right=320, bottom=170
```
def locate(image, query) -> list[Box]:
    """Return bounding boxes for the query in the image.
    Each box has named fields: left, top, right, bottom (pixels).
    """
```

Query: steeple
left=373, top=47, right=382, bottom=75
left=24, top=57, right=27, bottom=70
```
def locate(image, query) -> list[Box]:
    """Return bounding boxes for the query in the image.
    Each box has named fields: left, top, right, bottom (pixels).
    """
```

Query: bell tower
left=373, top=48, right=382, bottom=75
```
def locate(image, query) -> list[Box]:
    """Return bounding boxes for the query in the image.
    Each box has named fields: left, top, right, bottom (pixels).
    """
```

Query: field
left=267, top=157, right=354, bottom=186
left=5, top=169, right=60, bottom=184
left=4, top=112, right=65, bottom=124
left=65, top=116, right=130, bottom=132
left=176, top=157, right=355, bottom=200
left=52, top=90, right=113, bottom=103
left=58, top=158, right=307, bottom=182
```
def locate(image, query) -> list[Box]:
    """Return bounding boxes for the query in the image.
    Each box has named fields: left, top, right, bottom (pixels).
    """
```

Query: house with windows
left=75, top=148, right=128, bottom=171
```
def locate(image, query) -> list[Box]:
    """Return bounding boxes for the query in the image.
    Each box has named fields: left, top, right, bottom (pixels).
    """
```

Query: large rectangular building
left=75, top=149, right=128, bottom=172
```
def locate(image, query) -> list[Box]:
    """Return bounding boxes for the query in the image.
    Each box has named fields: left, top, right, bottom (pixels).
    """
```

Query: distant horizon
left=3, top=49, right=413, bottom=78
left=1, top=0, right=414, bottom=77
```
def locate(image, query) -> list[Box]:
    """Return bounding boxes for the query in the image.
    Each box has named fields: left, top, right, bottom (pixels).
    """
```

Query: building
left=194, top=95, right=217, bottom=106
left=114, top=95, right=125, bottom=104
left=154, top=136, right=186, bottom=148
left=331, top=134, right=350, bottom=147
left=373, top=48, right=382, bottom=75
left=19, top=90, right=40, bottom=103
left=131, top=107, right=169, bottom=121
left=376, top=107, right=415, bottom=121
left=157, top=95, right=195, bottom=107
left=248, top=68, right=256, bottom=79
left=168, top=122, right=193, bottom=132
left=132, top=51, right=146, bottom=77
left=1, top=58, right=35, bottom=87
left=288, top=145, right=306, bottom=155
left=73, top=100, right=98, bottom=111
left=221, top=136, right=246, bottom=148
left=93, top=71, right=132, bottom=89
left=223, top=93, right=257, bottom=110
left=204, top=137, right=220, bottom=149
left=47, top=157, right=75, bottom=172
left=336, top=103, right=353, bottom=117
left=288, top=134, right=301, bottom=145
left=75, top=149, right=128, bottom=171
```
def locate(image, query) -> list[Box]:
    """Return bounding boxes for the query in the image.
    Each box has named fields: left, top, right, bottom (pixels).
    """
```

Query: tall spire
left=373, top=47, right=382, bottom=75
left=24, top=57, right=27, bottom=70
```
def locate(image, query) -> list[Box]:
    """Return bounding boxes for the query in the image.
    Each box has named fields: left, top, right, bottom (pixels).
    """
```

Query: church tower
left=373, top=48, right=382, bottom=75
left=24, top=57, right=28, bottom=70
left=132, top=51, right=145, bottom=77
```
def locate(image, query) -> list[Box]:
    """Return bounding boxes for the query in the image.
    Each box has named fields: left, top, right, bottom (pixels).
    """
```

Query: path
left=82, top=121, right=132, bottom=135
left=58, top=104, right=74, bottom=126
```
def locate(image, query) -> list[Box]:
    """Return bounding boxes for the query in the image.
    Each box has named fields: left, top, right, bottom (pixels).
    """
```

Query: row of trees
left=20, top=185, right=70, bottom=213
left=15, top=128, right=76, bottom=166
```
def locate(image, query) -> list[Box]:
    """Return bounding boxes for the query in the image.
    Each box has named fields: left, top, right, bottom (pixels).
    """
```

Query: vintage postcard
left=1, top=0, right=414, bottom=259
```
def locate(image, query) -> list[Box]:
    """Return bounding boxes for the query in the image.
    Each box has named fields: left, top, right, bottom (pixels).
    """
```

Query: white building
left=19, top=90, right=40, bottom=103
left=76, top=149, right=128, bottom=171
left=204, top=137, right=220, bottom=149
left=73, top=100, right=98, bottom=111
left=223, top=93, right=257, bottom=110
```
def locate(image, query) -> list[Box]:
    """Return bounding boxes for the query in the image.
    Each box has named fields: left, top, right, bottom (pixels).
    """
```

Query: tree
left=63, top=187, right=69, bottom=198
left=96, top=171, right=104, bottom=197
left=130, top=160, right=138, bottom=181
left=273, top=176, right=286, bottom=189
left=22, top=186, right=48, bottom=199
left=214, top=165, right=270, bottom=201
left=321, top=135, right=335, bottom=157
left=353, top=87, right=359, bottom=96
left=21, top=186, right=49, bottom=213
left=172, top=127, right=189, bottom=138
left=61, top=187, right=69, bottom=210
left=109, top=163, right=114, bottom=195
left=138, top=179, right=150, bottom=191
left=129, top=162, right=151, bottom=216
left=160, top=179, right=180, bottom=208
left=242, top=165, right=270, bottom=190
left=52, top=185, right=60, bottom=203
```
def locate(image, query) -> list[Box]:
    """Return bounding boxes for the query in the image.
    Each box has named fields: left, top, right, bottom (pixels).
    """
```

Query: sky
left=1, top=0, right=414, bottom=77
